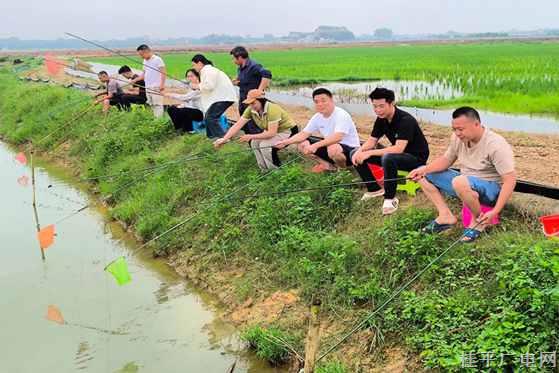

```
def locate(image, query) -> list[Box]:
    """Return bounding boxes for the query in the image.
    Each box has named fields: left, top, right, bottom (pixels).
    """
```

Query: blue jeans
left=425, top=169, right=501, bottom=206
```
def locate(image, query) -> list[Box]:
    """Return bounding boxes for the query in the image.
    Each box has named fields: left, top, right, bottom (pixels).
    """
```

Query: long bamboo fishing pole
left=34, top=103, right=97, bottom=146
left=64, top=32, right=189, bottom=86
left=30, top=151, right=46, bottom=261
left=48, top=58, right=167, bottom=97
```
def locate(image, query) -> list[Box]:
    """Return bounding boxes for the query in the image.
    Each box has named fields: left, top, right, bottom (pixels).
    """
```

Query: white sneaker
left=360, top=189, right=385, bottom=201
left=382, top=198, right=399, bottom=215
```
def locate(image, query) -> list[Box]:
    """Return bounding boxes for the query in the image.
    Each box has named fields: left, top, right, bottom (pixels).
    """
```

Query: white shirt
left=199, top=65, right=237, bottom=111
left=143, top=55, right=165, bottom=88
left=303, top=107, right=360, bottom=148
left=167, top=90, right=203, bottom=111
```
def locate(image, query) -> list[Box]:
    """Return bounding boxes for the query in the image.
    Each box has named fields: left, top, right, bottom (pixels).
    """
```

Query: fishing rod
left=127, top=154, right=305, bottom=257
left=33, top=103, right=97, bottom=146
left=49, top=150, right=219, bottom=226
left=46, top=58, right=167, bottom=97
left=82, top=145, right=279, bottom=181
left=65, top=32, right=189, bottom=87
left=244, top=178, right=410, bottom=199
left=316, top=220, right=483, bottom=363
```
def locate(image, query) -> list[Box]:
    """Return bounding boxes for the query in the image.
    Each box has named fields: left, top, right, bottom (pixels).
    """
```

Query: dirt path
left=228, top=104, right=559, bottom=187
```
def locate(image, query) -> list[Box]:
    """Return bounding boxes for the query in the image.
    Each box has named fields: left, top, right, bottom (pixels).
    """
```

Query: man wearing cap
left=213, top=89, right=298, bottom=171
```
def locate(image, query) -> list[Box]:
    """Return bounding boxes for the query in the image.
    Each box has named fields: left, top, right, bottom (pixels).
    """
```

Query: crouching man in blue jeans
left=409, top=107, right=516, bottom=243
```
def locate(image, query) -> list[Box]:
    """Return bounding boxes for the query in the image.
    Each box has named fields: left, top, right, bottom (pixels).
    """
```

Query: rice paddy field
left=89, top=41, right=559, bottom=117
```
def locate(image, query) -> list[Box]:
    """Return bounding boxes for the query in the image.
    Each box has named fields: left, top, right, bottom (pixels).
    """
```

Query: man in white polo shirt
left=132, top=44, right=166, bottom=117
left=275, top=88, right=360, bottom=173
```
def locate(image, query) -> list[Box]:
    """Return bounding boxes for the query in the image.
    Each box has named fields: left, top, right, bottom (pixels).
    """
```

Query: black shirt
left=237, top=59, right=272, bottom=102
left=371, top=107, right=430, bottom=162
left=131, top=74, right=146, bottom=99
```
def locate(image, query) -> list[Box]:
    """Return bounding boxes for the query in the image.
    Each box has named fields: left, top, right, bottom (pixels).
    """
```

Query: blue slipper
left=422, top=220, right=455, bottom=234
left=461, top=228, right=483, bottom=243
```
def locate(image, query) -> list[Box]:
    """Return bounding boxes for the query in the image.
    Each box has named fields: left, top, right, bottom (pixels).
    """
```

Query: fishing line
left=65, top=32, right=190, bottom=87
left=126, top=153, right=305, bottom=258
left=47, top=58, right=166, bottom=97
left=316, top=221, right=483, bottom=362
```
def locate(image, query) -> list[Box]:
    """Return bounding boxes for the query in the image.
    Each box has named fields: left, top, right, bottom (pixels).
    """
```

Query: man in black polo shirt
left=352, top=88, right=429, bottom=215
left=118, top=65, right=147, bottom=110
left=230, top=46, right=272, bottom=135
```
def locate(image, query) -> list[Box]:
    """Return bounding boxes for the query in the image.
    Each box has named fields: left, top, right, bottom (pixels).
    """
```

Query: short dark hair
left=98, top=71, right=108, bottom=76
left=191, top=54, right=213, bottom=66
left=118, top=65, right=132, bottom=74
left=312, top=88, right=333, bottom=99
left=452, top=106, right=481, bottom=122
left=136, top=44, right=150, bottom=51
left=369, top=87, right=395, bottom=103
left=185, top=68, right=200, bottom=80
left=256, top=97, right=269, bottom=106
left=230, top=46, right=249, bottom=59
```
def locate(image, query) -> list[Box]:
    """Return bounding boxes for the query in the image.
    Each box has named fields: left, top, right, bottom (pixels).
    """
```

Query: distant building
left=285, top=26, right=355, bottom=43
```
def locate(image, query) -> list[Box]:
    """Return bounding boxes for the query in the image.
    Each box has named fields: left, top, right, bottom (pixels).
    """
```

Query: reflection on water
left=0, top=142, right=284, bottom=373
left=268, top=90, right=559, bottom=135
left=273, top=80, right=464, bottom=104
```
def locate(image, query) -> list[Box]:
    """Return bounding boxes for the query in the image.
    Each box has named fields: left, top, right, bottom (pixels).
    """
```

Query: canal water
left=0, top=142, right=283, bottom=373
left=64, top=61, right=559, bottom=134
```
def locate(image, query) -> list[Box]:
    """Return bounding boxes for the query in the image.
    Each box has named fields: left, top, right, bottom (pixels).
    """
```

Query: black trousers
left=354, top=153, right=425, bottom=199
left=167, top=106, right=204, bottom=132
left=120, top=94, right=147, bottom=110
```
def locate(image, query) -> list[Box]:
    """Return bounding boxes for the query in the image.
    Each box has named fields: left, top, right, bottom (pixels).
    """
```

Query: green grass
left=88, top=41, right=559, bottom=117
left=1, top=71, right=558, bottom=371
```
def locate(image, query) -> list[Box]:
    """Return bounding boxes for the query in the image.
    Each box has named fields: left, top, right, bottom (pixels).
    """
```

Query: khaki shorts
left=146, top=88, right=164, bottom=107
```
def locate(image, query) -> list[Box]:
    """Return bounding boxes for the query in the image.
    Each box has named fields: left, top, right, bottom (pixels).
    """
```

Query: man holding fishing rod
left=409, top=107, right=516, bottom=243
left=94, top=71, right=125, bottom=113
left=352, top=87, right=430, bottom=215
left=131, top=44, right=166, bottom=118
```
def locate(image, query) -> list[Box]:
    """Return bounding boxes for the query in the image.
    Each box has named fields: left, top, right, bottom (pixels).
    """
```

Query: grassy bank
left=89, top=41, right=559, bottom=116
left=1, top=71, right=558, bottom=372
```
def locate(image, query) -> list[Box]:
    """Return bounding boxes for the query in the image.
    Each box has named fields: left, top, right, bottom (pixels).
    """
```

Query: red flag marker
left=37, top=224, right=56, bottom=250
left=46, top=305, right=65, bottom=325
left=44, top=54, right=64, bottom=76
left=15, top=152, right=27, bottom=165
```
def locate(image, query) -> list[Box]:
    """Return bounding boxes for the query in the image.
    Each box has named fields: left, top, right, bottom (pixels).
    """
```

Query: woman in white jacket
left=191, top=54, right=237, bottom=138
left=165, top=68, right=204, bottom=133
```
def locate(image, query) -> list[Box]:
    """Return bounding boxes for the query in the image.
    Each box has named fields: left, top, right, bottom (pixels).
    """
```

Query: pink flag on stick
left=15, top=152, right=27, bottom=165
left=44, top=54, right=64, bottom=76
left=46, top=305, right=65, bottom=325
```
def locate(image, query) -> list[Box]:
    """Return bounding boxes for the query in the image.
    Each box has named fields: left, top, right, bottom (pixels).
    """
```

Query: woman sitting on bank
left=164, top=68, right=204, bottom=133
left=213, top=90, right=298, bottom=171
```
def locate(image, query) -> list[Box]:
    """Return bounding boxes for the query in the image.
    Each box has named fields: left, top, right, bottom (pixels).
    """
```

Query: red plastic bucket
left=367, top=163, right=384, bottom=183
left=540, top=214, right=559, bottom=238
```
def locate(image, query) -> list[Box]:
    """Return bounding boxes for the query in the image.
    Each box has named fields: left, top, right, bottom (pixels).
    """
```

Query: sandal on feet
left=360, top=189, right=385, bottom=201
left=422, top=220, right=455, bottom=234
left=382, top=198, right=399, bottom=215
left=461, top=228, right=483, bottom=243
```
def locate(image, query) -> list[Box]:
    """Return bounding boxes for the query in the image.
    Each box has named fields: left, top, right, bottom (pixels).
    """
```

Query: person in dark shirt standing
left=352, top=88, right=430, bottom=215
left=230, top=46, right=272, bottom=135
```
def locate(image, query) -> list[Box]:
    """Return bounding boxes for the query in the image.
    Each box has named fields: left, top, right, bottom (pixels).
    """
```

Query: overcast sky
left=1, top=0, right=558, bottom=39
